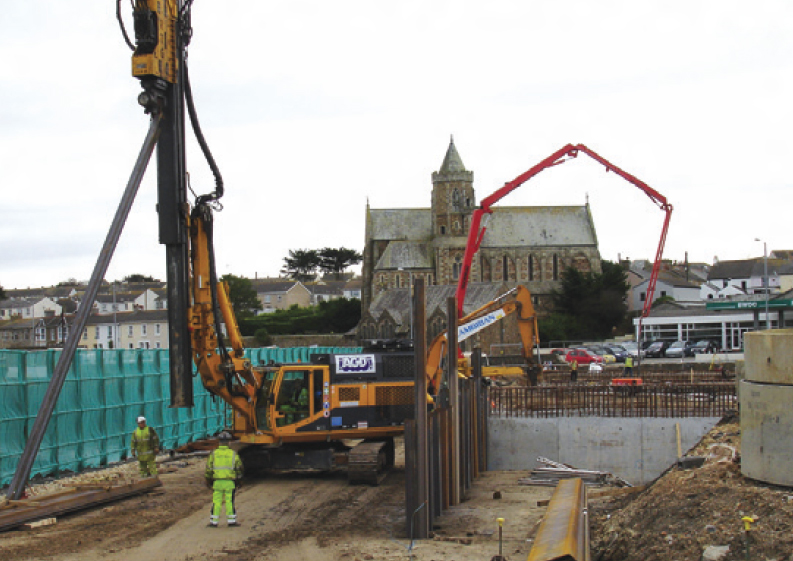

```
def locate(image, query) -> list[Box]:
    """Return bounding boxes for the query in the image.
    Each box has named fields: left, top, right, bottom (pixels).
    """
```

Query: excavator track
left=347, top=439, right=393, bottom=485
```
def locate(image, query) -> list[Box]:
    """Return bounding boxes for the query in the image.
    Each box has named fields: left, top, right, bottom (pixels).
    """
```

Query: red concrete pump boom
left=455, top=143, right=673, bottom=336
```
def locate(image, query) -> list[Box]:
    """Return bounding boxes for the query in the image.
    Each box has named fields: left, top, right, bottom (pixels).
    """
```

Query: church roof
left=366, top=282, right=513, bottom=324
left=481, top=206, right=597, bottom=247
left=368, top=208, right=433, bottom=241
left=375, top=241, right=434, bottom=270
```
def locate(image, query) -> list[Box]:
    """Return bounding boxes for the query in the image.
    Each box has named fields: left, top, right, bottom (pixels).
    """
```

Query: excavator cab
left=255, top=365, right=328, bottom=434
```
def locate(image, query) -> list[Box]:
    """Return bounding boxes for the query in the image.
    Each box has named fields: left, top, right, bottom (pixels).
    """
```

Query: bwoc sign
left=706, top=299, right=792, bottom=311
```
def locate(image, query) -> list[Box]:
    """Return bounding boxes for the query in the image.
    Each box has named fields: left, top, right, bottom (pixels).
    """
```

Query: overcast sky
left=1, top=1, right=790, bottom=290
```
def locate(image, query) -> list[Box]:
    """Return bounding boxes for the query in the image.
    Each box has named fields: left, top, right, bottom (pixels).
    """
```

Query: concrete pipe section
left=741, top=329, right=793, bottom=486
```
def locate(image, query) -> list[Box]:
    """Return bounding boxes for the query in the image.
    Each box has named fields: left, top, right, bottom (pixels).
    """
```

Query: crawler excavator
left=189, top=200, right=413, bottom=484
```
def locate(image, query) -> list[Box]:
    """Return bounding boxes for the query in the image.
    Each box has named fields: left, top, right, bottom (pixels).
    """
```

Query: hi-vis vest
left=207, top=446, right=242, bottom=481
left=131, top=426, right=158, bottom=457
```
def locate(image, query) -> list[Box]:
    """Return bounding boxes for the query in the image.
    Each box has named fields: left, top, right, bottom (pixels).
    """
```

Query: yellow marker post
left=492, top=517, right=505, bottom=561
left=741, top=515, right=756, bottom=561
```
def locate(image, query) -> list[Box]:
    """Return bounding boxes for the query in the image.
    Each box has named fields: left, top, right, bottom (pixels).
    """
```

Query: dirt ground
left=591, top=414, right=793, bottom=561
left=0, top=439, right=553, bottom=561
left=4, top=415, right=792, bottom=561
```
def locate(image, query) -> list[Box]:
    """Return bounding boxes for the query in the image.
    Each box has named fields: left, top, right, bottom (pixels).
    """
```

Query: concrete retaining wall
left=488, top=417, right=720, bottom=484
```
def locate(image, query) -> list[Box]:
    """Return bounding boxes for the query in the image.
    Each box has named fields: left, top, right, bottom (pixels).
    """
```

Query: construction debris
left=22, top=518, right=56, bottom=530
left=518, top=457, right=632, bottom=487
left=0, top=478, right=162, bottom=532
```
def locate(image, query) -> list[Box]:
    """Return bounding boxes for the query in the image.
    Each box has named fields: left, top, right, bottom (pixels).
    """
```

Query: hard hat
left=217, top=431, right=233, bottom=441
left=137, top=416, right=146, bottom=423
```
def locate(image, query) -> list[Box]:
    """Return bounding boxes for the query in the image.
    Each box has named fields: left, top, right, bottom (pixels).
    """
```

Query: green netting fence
left=0, top=346, right=360, bottom=487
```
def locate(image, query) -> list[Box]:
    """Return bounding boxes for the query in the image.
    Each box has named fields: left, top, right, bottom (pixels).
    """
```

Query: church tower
left=431, top=136, right=475, bottom=238
left=431, top=137, right=476, bottom=285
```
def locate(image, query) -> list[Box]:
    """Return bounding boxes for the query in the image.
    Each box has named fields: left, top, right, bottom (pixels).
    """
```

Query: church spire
left=438, top=135, right=467, bottom=174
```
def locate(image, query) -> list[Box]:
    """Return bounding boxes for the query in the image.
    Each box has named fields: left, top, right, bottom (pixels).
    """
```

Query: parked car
left=620, top=341, right=645, bottom=359
left=548, top=348, right=572, bottom=364
left=585, top=346, right=617, bottom=364
left=603, top=345, right=630, bottom=363
left=644, top=341, right=670, bottom=358
left=564, top=348, right=604, bottom=365
left=665, top=340, right=695, bottom=358
left=692, top=340, right=720, bottom=354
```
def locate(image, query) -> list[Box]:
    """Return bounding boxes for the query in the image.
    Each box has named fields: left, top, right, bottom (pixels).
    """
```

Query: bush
left=254, top=328, right=273, bottom=346
left=239, top=298, right=361, bottom=336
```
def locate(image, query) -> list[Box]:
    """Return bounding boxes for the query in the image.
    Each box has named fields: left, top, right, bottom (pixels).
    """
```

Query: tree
left=123, top=274, right=159, bottom=283
left=281, top=249, right=321, bottom=282
left=0, top=284, right=5, bottom=301
left=549, top=261, right=630, bottom=340
left=318, top=247, right=362, bottom=280
left=220, top=274, right=262, bottom=318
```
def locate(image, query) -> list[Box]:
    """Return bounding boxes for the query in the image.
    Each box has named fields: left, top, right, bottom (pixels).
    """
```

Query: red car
left=564, top=348, right=604, bottom=365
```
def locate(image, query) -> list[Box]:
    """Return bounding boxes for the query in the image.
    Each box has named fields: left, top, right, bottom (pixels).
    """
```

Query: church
left=358, top=138, right=602, bottom=347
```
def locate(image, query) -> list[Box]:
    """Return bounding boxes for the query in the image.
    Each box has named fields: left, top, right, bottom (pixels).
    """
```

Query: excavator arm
left=425, top=286, right=539, bottom=395
left=188, top=201, right=263, bottom=431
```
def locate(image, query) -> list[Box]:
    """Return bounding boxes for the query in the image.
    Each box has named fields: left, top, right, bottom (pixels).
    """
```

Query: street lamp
left=754, top=238, right=771, bottom=330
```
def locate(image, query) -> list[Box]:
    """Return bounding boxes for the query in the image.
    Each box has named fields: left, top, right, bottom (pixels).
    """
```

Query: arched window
left=452, top=255, right=462, bottom=280
left=440, top=225, right=446, bottom=235
left=552, top=254, right=559, bottom=281
left=528, top=254, right=534, bottom=281
left=452, top=188, right=461, bottom=211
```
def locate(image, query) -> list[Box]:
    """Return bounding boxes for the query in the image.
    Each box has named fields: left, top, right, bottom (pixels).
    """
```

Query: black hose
left=184, top=62, right=224, bottom=201
left=117, top=0, right=135, bottom=50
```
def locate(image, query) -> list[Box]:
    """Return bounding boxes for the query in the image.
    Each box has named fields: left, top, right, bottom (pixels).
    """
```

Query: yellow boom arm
left=188, top=204, right=262, bottom=430
left=424, top=285, right=539, bottom=394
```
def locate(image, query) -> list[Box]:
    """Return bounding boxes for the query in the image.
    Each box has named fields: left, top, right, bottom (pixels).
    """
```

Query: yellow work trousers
left=210, top=480, right=237, bottom=526
left=137, top=456, right=158, bottom=477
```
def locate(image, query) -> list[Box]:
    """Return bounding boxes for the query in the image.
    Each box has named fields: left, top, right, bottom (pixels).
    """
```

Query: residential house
left=0, top=317, right=36, bottom=348
left=250, top=279, right=311, bottom=314
left=81, top=309, right=169, bottom=349
left=93, top=289, right=160, bottom=315
left=708, top=259, right=782, bottom=297
left=117, top=310, right=169, bottom=349
left=342, top=278, right=362, bottom=300
left=33, top=312, right=72, bottom=348
left=4, top=286, right=77, bottom=301
left=631, top=270, right=702, bottom=310
left=0, top=296, right=62, bottom=320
